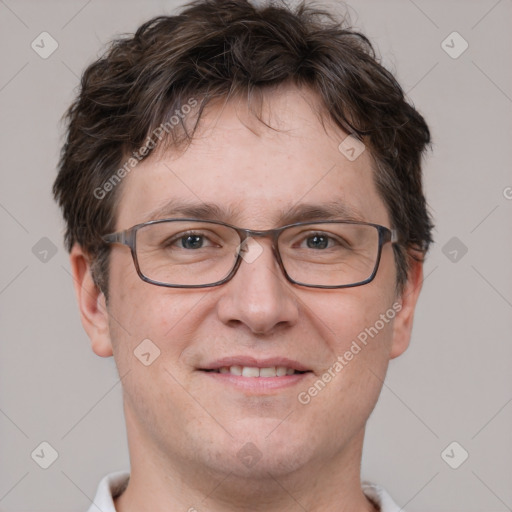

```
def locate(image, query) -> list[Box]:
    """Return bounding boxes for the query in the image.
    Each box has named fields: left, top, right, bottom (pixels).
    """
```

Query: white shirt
left=86, top=471, right=405, bottom=512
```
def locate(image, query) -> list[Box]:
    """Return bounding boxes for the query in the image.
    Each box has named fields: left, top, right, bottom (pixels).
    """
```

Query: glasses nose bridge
left=236, top=226, right=284, bottom=264
left=239, top=227, right=282, bottom=249
left=232, top=227, right=286, bottom=284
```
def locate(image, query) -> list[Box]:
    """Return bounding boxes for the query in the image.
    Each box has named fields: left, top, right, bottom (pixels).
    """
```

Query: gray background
left=1, top=0, right=511, bottom=510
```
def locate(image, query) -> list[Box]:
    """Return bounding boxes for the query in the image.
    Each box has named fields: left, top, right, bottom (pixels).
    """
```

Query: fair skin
left=71, top=85, right=423, bottom=512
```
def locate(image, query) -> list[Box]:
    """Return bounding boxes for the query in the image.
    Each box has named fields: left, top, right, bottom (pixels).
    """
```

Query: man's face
left=96, top=86, right=413, bottom=479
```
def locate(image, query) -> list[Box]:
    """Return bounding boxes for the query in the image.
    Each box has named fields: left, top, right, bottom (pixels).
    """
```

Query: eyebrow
left=143, top=199, right=366, bottom=225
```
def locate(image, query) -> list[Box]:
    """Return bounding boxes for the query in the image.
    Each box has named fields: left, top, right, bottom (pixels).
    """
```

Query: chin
left=206, top=420, right=317, bottom=478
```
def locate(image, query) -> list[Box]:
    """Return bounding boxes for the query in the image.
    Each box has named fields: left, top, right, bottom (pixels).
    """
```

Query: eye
left=180, top=234, right=205, bottom=249
left=164, top=231, right=218, bottom=250
left=297, top=232, right=347, bottom=250
left=305, top=234, right=331, bottom=250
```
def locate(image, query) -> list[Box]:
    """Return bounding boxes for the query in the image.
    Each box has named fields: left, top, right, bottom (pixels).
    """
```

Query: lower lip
left=200, top=371, right=311, bottom=392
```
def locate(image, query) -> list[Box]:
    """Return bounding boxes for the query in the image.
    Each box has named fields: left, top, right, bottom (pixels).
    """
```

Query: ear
left=389, top=256, right=424, bottom=359
left=69, top=244, right=113, bottom=357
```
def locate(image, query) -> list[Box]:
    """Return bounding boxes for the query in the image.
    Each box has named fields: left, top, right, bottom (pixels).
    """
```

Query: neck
left=115, top=407, right=378, bottom=512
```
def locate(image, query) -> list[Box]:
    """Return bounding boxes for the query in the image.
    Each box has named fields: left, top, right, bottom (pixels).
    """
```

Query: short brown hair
left=53, top=0, right=433, bottom=295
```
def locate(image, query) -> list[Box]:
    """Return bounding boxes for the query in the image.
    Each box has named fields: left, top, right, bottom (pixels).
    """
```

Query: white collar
left=86, top=471, right=404, bottom=512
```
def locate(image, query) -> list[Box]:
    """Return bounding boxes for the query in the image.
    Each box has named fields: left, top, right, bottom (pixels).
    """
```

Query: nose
left=215, top=237, right=300, bottom=335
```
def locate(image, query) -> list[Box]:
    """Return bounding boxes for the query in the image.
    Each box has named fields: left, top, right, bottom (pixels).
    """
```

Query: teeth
left=215, top=365, right=299, bottom=377
left=259, top=366, right=276, bottom=378
left=230, top=365, right=242, bottom=376
left=276, top=366, right=288, bottom=377
left=242, top=366, right=260, bottom=378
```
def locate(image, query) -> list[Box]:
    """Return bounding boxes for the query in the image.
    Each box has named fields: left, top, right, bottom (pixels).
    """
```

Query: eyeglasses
left=102, top=218, right=399, bottom=289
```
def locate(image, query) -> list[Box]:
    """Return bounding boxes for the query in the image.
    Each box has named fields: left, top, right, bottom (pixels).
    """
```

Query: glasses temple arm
left=103, top=231, right=129, bottom=245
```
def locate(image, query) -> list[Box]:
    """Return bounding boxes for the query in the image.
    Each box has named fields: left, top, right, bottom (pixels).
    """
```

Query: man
left=53, top=0, right=433, bottom=510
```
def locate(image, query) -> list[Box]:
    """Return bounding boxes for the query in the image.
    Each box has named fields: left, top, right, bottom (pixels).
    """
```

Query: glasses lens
left=278, top=223, right=380, bottom=287
left=135, top=221, right=240, bottom=286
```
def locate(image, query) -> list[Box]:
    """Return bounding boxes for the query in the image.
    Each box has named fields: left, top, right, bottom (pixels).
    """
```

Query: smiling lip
left=198, top=357, right=312, bottom=392
left=200, top=356, right=310, bottom=373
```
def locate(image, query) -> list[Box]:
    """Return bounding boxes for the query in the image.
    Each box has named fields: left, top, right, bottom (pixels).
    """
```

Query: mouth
left=203, top=365, right=309, bottom=377
left=198, top=358, right=313, bottom=392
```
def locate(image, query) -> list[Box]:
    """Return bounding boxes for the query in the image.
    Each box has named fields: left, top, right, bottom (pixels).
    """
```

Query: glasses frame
left=102, top=218, right=399, bottom=289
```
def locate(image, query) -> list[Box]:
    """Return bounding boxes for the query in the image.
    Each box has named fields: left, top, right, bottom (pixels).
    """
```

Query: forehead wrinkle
left=278, top=201, right=366, bottom=225
left=141, top=198, right=366, bottom=227
left=143, top=199, right=242, bottom=224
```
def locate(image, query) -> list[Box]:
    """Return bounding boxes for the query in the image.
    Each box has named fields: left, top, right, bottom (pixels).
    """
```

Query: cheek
left=320, top=299, right=395, bottom=393
left=305, top=280, right=397, bottom=352
left=106, top=271, right=196, bottom=373
left=295, top=283, right=397, bottom=414
left=106, top=290, right=199, bottom=429
left=296, top=306, right=396, bottom=439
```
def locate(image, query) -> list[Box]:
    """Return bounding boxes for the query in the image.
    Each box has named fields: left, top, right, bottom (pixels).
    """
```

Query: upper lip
left=199, top=356, right=311, bottom=372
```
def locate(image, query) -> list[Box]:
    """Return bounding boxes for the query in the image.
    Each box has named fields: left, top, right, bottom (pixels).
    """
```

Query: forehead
left=116, top=86, right=390, bottom=230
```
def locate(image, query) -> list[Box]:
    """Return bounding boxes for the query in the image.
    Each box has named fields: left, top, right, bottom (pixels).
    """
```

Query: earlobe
left=70, top=244, right=113, bottom=358
left=389, top=257, right=424, bottom=360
